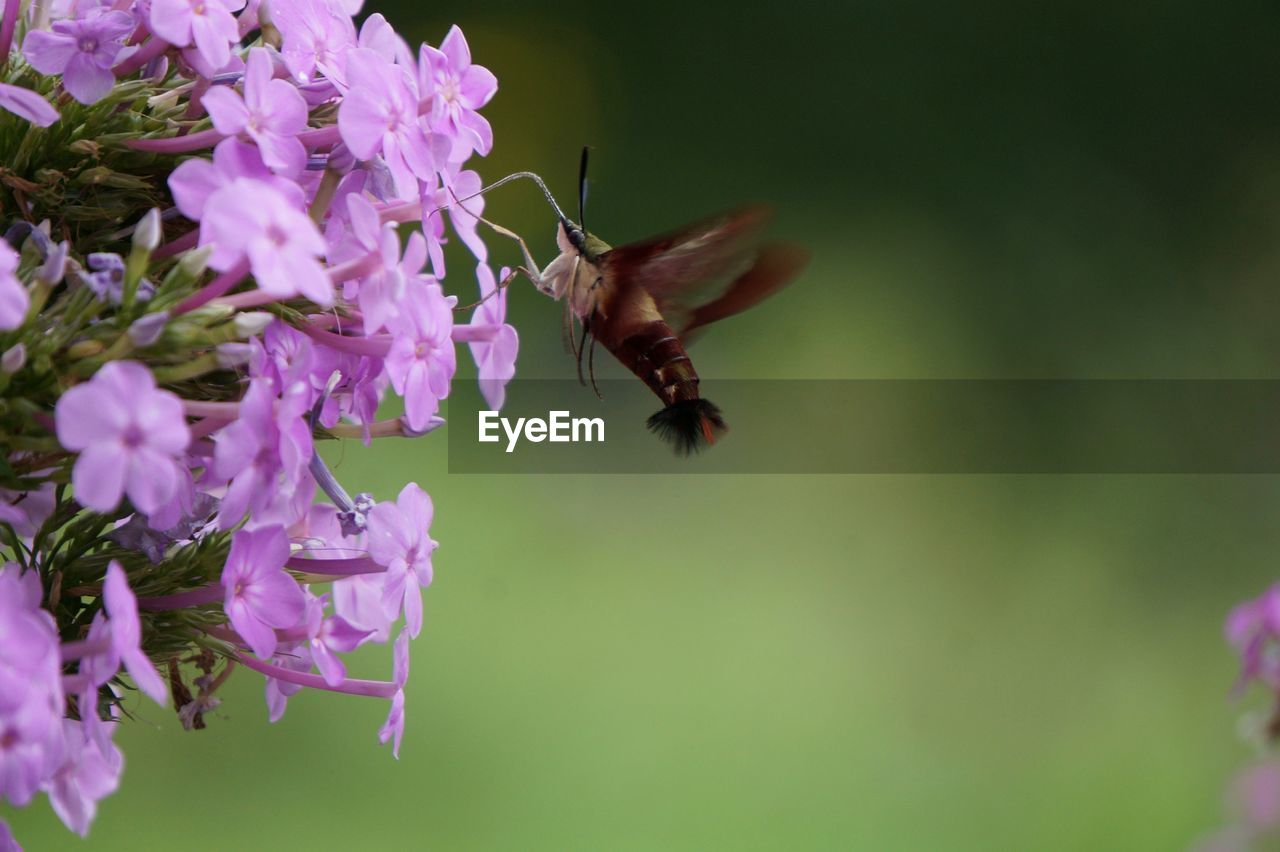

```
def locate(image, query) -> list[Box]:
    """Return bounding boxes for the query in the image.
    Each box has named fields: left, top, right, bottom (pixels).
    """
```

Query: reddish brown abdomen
left=589, top=284, right=701, bottom=407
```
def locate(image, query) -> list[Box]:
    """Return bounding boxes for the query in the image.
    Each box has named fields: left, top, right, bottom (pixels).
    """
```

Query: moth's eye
left=569, top=228, right=586, bottom=249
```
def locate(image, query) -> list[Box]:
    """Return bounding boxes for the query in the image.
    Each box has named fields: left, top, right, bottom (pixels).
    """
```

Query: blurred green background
left=14, top=0, right=1280, bottom=849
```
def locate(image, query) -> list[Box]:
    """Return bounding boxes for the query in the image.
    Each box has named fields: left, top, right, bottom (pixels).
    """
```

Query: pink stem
left=183, top=78, right=211, bottom=121
left=206, top=623, right=308, bottom=645
left=125, top=126, right=223, bottom=154
left=61, top=637, right=113, bottom=661
left=114, top=36, right=171, bottom=76
left=62, top=673, right=94, bottom=694
left=138, top=583, right=223, bottom=611
left=298, top=125, right=341, bottom=148
left=378, top=200, right=422, bottom=224
left=327, top=250, right=383, bottom=284
left=287, top=555, right=386, bottom=575
left=182, top=400, right=239, bottom=418
left=0, top=0, right=19, bottom=67
left=153, top=229, right=199, bottom=260
left=298, top=322, right=392, bottom=358
left=451, top=324, right=499, bottom=343
left=189, top=414, right=232, bottom=439
left=214, top=290, right=283, bottom=310
left=174, top=259, right=250, bottom=315
left=237, top=652, right=399, bottom=698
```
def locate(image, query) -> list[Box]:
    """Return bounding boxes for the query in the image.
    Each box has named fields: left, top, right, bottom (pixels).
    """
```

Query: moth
left=460, top=150, right=809, bottom=454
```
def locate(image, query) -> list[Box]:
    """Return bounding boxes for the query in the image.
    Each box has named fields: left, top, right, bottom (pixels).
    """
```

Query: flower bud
left=233, top=311, right=274, bottom=338
left=177, top=245, right=214, bottom=279
left=133, top=208, right=162, bottom=252
left=128, top=311, right=169, bottom=347
left=1, top=344, right=26, bottom=374
left=216, top=342, right=254, bottom=368
left=39, top=239, right=68, bottom=284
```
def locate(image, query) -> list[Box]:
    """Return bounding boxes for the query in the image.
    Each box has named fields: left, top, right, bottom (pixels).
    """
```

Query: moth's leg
left=574, top=315, right=589, bottom=387
left=452, top=267, right=519, bottom=312
left=586, top=324, right=604, bottom=400
left=467, top=213, right=556, bottom=297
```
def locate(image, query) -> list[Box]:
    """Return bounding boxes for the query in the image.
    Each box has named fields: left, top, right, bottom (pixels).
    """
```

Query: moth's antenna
left=578, top=146, right=590, bottom=231
left=425, top=172, right=569, bottom=225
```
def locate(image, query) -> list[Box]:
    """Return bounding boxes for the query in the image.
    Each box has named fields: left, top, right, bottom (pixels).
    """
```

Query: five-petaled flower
left=55, top=362, right=191, bottom=514
left=201, top=48, right=310, bottom=177
left=23, top=9, right=136, bottom=105
left=221, top=526, right=306, bottom=660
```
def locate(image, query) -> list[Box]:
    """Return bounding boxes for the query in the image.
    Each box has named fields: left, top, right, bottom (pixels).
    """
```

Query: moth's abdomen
left=600, top=317, right=727, bottom=454
left=609, top=319, right=700, bottom=405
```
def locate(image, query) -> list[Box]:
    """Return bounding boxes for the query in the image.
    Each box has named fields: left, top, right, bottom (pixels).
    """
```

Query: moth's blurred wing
left=599, top=205, right=805, bottom=335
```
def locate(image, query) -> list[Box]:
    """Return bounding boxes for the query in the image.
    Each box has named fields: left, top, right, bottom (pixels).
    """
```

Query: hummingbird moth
left=459, top=149, right=809, bottom=454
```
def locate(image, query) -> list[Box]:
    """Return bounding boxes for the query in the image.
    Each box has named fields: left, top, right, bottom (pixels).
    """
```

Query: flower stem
left=114, top=36, right=173, bottom=77
left=154, top=229, right=199, bottom=260
left=0, top=0, right=19, bottom=66
left=236, top=652, right=399, bottom=698
left=125, top=126, right=223, bottom=154
left=298, top=322, right=392, bottom=358
left=286, top=555, right=386, bottom=575
left=451, top=324, right=500, bottom=343
left=174, top=259, right=250, bottom=314
left=61, top=637, right=113, bottom=661
left=138, top=583, right=223, bottom=611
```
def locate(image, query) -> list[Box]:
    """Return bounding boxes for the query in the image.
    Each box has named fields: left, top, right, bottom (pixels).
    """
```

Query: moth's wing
left=680, top=242, right=810, bottom=335
left=599, top=205, right=806, bottom=336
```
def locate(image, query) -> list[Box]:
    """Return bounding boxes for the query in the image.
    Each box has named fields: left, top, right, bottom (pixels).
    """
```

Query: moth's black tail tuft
left=646, top=399, right=728, bottom=455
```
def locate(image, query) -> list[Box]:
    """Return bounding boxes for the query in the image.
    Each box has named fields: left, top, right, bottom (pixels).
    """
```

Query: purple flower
left=341, top=193, right=429, bottom=334
left=45, top=720, right=121, bottom=837
left=221, top=526, right=306, bottom=659
left=263, top=640, right=312, bottom=722
left=0, top=82, right=58, bottom=127
left=385, top=279, right=456, bottom=433
left=22, top=10, right=136, bottom=104
left=202, top=178, right=333, bottom=305
left=103, top=562, right=168, bottom=705
left=201, top=48, right=308, bottom=176
left=148, top=0, right=245, bottom=74
left=366, top=483, right=436, bottom=637
left=1227, top=585, right=1280, bottom=689
left=270, top=0, right=355, bottom=83
left=80, top=252, right=153, bottom=304
left=303, top=593, right=372, bottom=686
left=332, top=574, right=392, bottom=642
left=0, top=818, right=19, bottom=852
left=170, top=138, right=304, bottom=222
left=418, top=25, right=496, bottom=162
left=0, top=565, right=63, bottom=808
left=377, top=628, right=409, bottom=757
left=0, top=481, right=56, bottom=538
left=0, top=238, right=28, bottom=330
left=337, top=47, right=435, bottom=200
left=213, top=378, right=315, bottom=528
left=468, top=264, right=518, bottom=410
left=55, top=361, right=191, bottom=514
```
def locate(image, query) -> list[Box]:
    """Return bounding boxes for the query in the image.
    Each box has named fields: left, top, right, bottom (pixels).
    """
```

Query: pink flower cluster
left=1, top=562, right=164, bottom=837
left=0, top=0, right=519, bottom=844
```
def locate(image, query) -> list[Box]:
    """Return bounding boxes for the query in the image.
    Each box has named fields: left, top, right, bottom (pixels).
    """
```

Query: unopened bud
left=177, top=244, right=214, bottom=278
left=128, top=311, right=169, bottom=347
left=401, top=415, right=446, bottom=437
left=216, top=342, right=254, bottom=368
left=39, top=240, right=68, bottom=284
left=133, top=208, right=162, bottom=252
left=233, top=311, right=274, bottom=338
left=1, top=344, right=25, bottom=374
